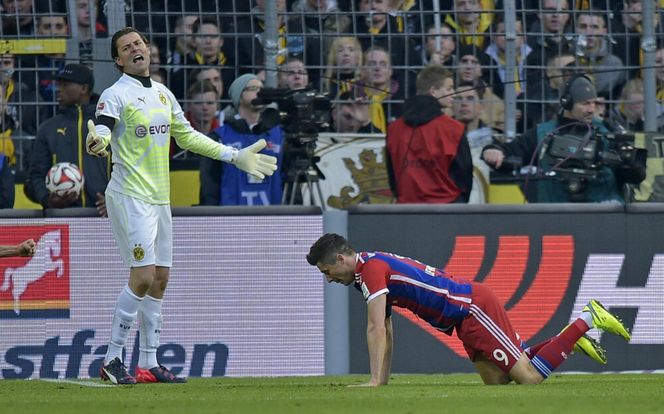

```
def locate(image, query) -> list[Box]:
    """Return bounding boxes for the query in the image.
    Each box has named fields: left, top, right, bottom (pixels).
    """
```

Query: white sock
left=105, top=285, right=143, bottom=365
left=579, top=311, right=594, bottom=330
left=138, top=294, right=162, bottom=369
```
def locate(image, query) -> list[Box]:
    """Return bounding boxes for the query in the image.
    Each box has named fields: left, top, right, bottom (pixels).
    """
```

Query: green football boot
left=583, top=299, right=631, bottom=341
left=573, top=334, right=608, bottom=364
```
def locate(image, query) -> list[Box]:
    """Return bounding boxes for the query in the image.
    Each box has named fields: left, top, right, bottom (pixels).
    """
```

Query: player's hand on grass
left=232, top=139, right=278, bottom=180
left=86, top=119, right=110, bottom=157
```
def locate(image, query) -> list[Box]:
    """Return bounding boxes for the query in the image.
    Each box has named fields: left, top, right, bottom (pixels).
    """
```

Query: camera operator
left=481, top=75, right=646, bottom=203
left=199, top=74, right=284, bottom=206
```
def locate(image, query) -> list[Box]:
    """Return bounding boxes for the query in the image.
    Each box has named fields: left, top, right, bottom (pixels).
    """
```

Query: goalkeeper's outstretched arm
left=172, top=122, right=277, bottom=179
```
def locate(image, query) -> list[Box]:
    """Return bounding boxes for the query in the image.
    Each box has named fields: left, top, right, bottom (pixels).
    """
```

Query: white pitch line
left=38, top=378, right=115, bottom=388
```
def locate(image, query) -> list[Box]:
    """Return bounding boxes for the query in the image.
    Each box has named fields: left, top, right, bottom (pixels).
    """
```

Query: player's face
left=316, top=255, right=355, bottom=286
left=115, top=32, right=150, bottom=76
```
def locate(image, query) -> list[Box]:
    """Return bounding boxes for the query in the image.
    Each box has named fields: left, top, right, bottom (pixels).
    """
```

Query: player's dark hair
left=111, top=27, right=149, bottom=72
left=306, top=233, right=355, bottom=266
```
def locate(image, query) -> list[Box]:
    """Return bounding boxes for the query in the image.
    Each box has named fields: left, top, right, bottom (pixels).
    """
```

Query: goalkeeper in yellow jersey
left=88, top=27, right=277, bottom=385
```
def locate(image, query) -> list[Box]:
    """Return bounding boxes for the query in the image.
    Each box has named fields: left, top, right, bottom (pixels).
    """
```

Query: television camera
left=539, top=130, right=647, bottom=199
left=252, top=88, right=331, bottom=206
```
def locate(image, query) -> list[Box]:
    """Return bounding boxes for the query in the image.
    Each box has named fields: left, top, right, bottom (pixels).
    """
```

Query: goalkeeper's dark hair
left=111, top=27, right=149, bottom=72
left=306, top=233, right=355, bottom=266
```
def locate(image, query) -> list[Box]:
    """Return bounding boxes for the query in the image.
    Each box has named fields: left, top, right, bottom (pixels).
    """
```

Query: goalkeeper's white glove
left=231, top=139, right=278, bottom=180
left=86, top=119, right=110, bottom=157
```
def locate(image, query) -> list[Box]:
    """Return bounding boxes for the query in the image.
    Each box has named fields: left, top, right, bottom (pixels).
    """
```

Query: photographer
left=482, top=75, right=646, bottom=203
left=199, top=74, right=284, bottom=206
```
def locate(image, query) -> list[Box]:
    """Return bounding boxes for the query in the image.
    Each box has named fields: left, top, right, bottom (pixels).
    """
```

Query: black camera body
left=541, top=129, right=646, bottom=198
left=253, top=88, right=331, bottom=191
left=254, top=87, right=330, bottom=138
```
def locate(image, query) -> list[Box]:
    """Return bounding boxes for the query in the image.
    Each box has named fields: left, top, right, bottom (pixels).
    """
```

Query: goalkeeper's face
left=316, top=254, right=356, bottom=286
left=115, top=31, right=150, bottom=77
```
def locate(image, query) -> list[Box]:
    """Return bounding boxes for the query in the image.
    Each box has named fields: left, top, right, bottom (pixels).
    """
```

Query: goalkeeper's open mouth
left=133, top=54, right=145, bottom=63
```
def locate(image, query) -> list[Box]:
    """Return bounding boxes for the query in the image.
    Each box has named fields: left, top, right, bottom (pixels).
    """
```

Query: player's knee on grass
left=509, top=354, right=545, bottom=385
left=474, top=358, right=511, bottom=385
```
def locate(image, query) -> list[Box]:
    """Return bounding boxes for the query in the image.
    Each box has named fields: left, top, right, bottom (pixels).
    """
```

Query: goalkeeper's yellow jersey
left=96, top=74, right=234, bottom=204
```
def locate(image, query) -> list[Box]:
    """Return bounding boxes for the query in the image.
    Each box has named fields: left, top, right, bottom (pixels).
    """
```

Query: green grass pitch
left=1, top=374, right=662, bottom=414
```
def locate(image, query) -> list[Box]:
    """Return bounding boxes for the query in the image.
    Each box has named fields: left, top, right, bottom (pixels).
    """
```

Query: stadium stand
left=0, top=0, right=662, bottom=207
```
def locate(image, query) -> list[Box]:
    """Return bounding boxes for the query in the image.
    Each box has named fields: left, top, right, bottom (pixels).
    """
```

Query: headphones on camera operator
left=559, top=74, right=595, bottom=112
left=538, top=73, right=603, bottom=200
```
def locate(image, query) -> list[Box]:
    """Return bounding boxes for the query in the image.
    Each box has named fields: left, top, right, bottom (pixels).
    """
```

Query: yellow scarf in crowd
left=364, top=85, right=389, bottom=133
left=444, top=10, right=493, bottom=48
left=194, top=51, right=227, bottom=66
left=0, top=129, right=15, bottom=165
left=657, top=88, right=664, bottom=102
left=1, top=80, right=15, bottom=164
left=495, top=51, right=523, bottom=94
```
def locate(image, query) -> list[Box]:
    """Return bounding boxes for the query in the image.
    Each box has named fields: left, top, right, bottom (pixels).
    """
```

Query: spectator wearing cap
left=481, top=75, right=646, bottom=203
left=24, top=64, right=110, bottom=215
left=199, top=74, right=284, bottom=206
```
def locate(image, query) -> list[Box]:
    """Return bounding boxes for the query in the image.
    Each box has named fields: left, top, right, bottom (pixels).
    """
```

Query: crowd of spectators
left=1, top=0, right=663, bottom=208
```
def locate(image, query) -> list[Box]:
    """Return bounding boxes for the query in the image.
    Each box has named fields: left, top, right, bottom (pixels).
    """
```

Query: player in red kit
left=307, top=233, right=631, bottom=386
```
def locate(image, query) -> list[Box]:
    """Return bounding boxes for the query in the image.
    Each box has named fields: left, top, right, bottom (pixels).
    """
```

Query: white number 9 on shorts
left=493, top=349, right=509, bottom=366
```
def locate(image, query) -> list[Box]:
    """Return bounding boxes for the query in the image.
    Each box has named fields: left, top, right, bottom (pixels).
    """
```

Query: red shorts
left=456, top=283, right=524, bottom=373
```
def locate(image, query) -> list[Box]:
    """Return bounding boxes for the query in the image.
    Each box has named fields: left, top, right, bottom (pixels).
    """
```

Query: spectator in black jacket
left=24, top=64, right=110, bottom=215
left=233, top=0, right=320, bottom=79
left=0, top=152, right=13, bottom=209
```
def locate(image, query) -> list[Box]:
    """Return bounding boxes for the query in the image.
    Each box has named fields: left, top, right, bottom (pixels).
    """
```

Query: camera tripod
left=282, top=159, right=326, bottom=210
